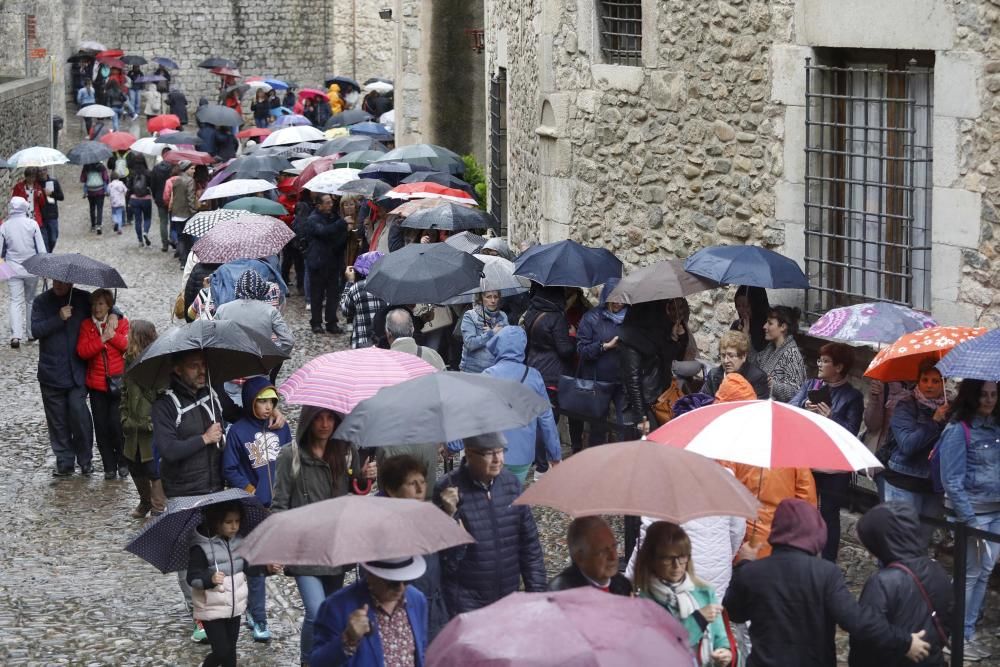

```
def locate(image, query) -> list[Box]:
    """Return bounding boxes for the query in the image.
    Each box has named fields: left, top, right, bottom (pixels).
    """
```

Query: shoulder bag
left=557, top=360, right=617, bottom=419
left=102, top=347, right=124, bottom=399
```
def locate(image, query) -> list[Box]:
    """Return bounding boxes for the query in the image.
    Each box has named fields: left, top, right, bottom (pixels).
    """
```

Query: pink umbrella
left=648, top=399, right=882, bottom=471
left=427, top=587, right=694, bottom=666
left=191, top=214, right=294, bottom=263
left=0, top=261, right=20, bottom=281
left=279, top=347, right=437, bottom=414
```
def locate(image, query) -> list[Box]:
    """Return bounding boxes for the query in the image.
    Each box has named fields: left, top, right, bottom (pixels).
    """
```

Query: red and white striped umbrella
left=648, top=400, right=881, bottom=471
left=279, top=348, right=438, bottom=414
left=191, top=214, right=294, bottom=263
left=384, top=182, right=478, bottom=206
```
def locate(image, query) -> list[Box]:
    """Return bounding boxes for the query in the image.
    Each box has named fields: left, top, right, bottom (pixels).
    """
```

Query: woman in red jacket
left=77, top=289, right=130, bottom=480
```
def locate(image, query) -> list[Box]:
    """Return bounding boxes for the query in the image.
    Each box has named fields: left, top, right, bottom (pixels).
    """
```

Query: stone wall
left=0, top=76, right=51, bottom=193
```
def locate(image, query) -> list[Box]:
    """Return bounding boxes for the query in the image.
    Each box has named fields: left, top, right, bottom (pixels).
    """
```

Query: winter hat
left=235, top=269, right=270, bottom=301
left=353, top=250, right=384, bottom=277
left=7, top=196, right=31, bottom=218
left=768, top=498, right=827, bottom=556
left=463, top=432, right=507, bottom=450
left=714, top=373, right=756, bottom=403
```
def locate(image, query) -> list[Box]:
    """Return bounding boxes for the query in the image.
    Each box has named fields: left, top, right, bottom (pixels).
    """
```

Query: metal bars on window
left=599, top=0, right=642, bottom=67
left=489, top=68, right=508, bottom=235
left=804, top=57, right=933, bottom=319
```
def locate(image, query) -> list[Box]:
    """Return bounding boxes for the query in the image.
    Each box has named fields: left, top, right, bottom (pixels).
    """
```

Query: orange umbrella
left=863, top=325, right=988, bottom=382
left=147, top=114, right=181, bottom=133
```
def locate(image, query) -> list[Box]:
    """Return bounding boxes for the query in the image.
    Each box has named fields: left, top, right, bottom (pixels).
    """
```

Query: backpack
left=85, top=169, right=104, bottom=190
left=131, top=172, right=149, bottom=197
left=114, top=157, right=129, bottom=178
left=929, top=421, right=969, bottom=494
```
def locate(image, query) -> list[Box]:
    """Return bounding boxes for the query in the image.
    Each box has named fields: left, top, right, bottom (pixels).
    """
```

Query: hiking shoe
left=104, top=470, right=117, bottom=480
left=144, top=234, right=151, bottom=247
left=252, top=620, right=272, bottom=642
left=10, top=339, right=19, bottom=349
left=191, top=620, right=207, bottom=643
left=964, top=640, right=992, bottom=661
left=311, top=325, right=324, bottom=334
left=96, top=227, right=102, bottom=235
left=118, top=465, right=129, bottom=479
left=52, top=468, right=73, bottom=478
left=79, top=463, right=93, bottom=476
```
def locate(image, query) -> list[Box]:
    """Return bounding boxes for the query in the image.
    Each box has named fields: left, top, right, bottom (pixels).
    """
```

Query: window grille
left=804, top=56, right=933, bottom=319
left=489, top=68, right=508, bottom=235
left=599, top=0, right=642, bottom=67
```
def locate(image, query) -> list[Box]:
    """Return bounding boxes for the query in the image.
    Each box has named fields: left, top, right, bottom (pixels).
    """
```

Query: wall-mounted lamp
left=379, top=7, right=393, bottom=20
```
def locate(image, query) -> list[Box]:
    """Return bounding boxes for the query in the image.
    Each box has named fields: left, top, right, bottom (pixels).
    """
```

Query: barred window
left=599, top=0, right=642, bottom=67
left=804, top=52, right=933, bottom=319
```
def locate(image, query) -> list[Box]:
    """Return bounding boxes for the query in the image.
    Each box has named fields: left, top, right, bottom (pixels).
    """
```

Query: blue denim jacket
left=939, top=417, right=1000, bottom=522
left=887, top=395, right=945, bottom=479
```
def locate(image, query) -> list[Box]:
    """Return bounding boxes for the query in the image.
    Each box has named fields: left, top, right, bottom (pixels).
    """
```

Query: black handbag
left=102, top=348, right=124, bottom=399
left=557, top=362, right=617, bottom=419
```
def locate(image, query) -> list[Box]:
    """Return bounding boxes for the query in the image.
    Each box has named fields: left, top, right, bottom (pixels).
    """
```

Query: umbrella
left=380, top=143, right=461, bottom=162
left=259, top=125, right=326, bottom=147
left=237, top=127, right=272, bottom=140
left=648, top=400, right=883, bottom=471
left=333, top=150, right=387, bottom=168
left=297, top=88, right=328, bottom=101
left=223, top=83, right=251, bottom=98
left=387, top=198, right=450, bottom=219
left=21, top=253, right=126, bottom=288
left=121, top=55, right=147, bottom=66
left=402, top=171, right=476, bottom=196
left=96, top=49, right=124, bottom=59
left=441, top=255, right=530, bottom=304
left=101, top=58, right=128, bottom=71
left=513, top=240, right=623, bottom=288
left=222, top=154, right=293, bottom=176
left=333, top=371, right=552, bottom=447
left=323, top=75, right=360, bottom=92
left=514, top=439, right=758, bottom=522
left=247, top=80, right=272, bottom=93
left=99, top=131, right=137, bottom=151
left=365, top=242, right=484, bottom=305
left=359, top=160, right=416, bottom=182
left=210, top=67, right=242, bottom=78
left=147, top=114, right=182, bottom=133
left=196, top=104, right=242, bottom=128
left=130, top=137, right=166, bottom=157
left=427, top=588, right=693, bottom=667
left=0, top=261, right=20, bottom=281
left=127, top=319, right=288, bottom=387
left=443, top=230, right=487, bottom=254
left=386, top=182, right=477, bottom=206
left=76, top=104, right=116, bottom=119
left=363, top=80, right=393, bottom=94
left=152, top=56, right=179, bottom=70
left=937, top=329, right=1000, bottom=381
left=182, top=208, right=246, bottom=237
left=238, top=495, right=473, bottom=568
left=7, top=146, right=68, bottom=168
left=316, top=137, right=387, bottom=159
left=270, top=106, right=294, bottom=117
left=279, top=348, right=437, bottom=414
left=864, top=326, right=989, bottom=382
left=125, top=489, right=266, bottom=573
left=606, top=258, right=719, bottom=305
left=198, top=56, right=237, bottom=70
left=67, top=53, right=92, bottom=64
left=400, top=202, right=492, bottom=231
left=67, top=141, right=113, bottom=166
left=336, top=177, right=391, bottom=200
left=192, top=215, right=294, bottom=263
left=323, top=109, right=373, bottom=129
left=78, top=40, right=107, bottom=52
left=200, top=178, right=276, bottom=202
left=215, top=163, right=280, bottom=183
left=807, top=302, right=938, bottom=345
left=134, top=74, right=166, bottom=84
left=222, top=196, right=287, bottom=216
left=162, top=148, right=215, bottom=166
left=269, top=114, right=312, bottom=129
left=301, top=168, right=361, bottom=195
left=685, top=245, right=809, bottom=289
left=264, top=78, right=289, bottom=90
left=154, top=131, right=202, bottom=146
left=348, top=121, right=394, bottom=141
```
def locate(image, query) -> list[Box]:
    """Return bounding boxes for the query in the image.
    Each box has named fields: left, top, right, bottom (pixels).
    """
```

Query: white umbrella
left=199, top=178, right=276, bottom=202
left=379, top=109, right=395, bottom=130
left=442, top=255, right=531, bottom=304
left=76, top=104, right=115, bottom=119
left=8, top=147, right=69, bottom=168
left=364, top=81, right=394, bottom=94
left=259, top=125, right=327, bottom=147
left=78, top=40, right=107, bottom=52
left=131, top=137, right=166, bottom=157
left=303, top=168, right=361, bottom=195
left=247, top=81, right=272, bottom=92
left=291, top=156, right=322, bottom=170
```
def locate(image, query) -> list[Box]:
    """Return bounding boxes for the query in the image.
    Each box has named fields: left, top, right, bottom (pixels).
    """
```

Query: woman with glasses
left=701, top=330, right=769, bottom=399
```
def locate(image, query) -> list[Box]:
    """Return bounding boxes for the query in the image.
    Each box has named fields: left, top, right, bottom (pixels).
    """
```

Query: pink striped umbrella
left=648, top=400, right=881, bottom=471
left=279, top=348, right=438, bottom=414
left=191, top=214, right=294, bottom=263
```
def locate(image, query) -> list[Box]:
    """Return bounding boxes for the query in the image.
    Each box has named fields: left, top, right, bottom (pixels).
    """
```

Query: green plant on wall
left=462, top=154, right=488, bottom=210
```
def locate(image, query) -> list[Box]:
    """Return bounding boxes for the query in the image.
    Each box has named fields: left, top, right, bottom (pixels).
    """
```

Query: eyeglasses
left=657, top=554, right=689, bottom=565
left=468, top=448, right=507, bottom=460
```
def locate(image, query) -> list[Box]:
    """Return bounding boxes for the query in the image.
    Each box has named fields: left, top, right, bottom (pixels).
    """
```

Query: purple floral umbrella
left=191, top=214, right=294, bottom=263
left=808, top=302, right=937, bottom=344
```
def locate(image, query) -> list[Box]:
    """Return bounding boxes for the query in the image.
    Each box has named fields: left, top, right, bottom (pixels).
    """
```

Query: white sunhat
left=361, top=555, right=426, bottom=582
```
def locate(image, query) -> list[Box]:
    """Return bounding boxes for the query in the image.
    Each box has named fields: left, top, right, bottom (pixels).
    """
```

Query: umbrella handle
left=352, top=479, right=373, bottom=495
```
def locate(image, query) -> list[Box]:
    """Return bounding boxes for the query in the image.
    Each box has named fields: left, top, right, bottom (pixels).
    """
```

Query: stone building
left=480, top=0, right=1000, bottom=339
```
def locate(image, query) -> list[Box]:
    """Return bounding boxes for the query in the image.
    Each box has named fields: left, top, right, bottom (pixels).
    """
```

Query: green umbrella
left=334, top=150, right=386, bottom=169
left=222, top=196, right=287, bottom=216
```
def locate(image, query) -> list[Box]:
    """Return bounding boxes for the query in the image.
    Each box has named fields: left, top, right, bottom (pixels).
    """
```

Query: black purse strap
left=887, top=562, right=949, bottom=647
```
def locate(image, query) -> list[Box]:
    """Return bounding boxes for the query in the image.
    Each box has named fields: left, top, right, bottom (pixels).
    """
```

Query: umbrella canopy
left=198, top=56, right=237, bottom=69
left=76, top=104, right=116, bottom=119
left=323, top=109, right=374, bottom=129
left=147, top=114, right=182, bottom=133
left=297, top=88, right=327, bottom=101
left=291, top=155, right=338, bottom=192
left=402, top=171, right=476, bottom=196
left=443, top=230, right=487, bottom=254
left=96, top=49, right=124, bottom=59
left=127, top=319, right=288, bottom=387
left=225, top=154, right=293, bottom=175
left=134, top=74, right=165, bottom=84
left=196, top=104, right=242, bottom=128
left=387, top=198, right=450, bottom=219
left=301, top=168, right=361, bottom=195
left=210, top=67, right=242, bottom=78
left=937, top=329, right=1000, bottom=381
left=807, top=302, right=938, bottom=344
left=121, top=55, right=147, bottom=66
left=336, top=177, right=391, bottom=200
left=648, top=400, right=883, bottom=471
left=99, top=131, right=137, bottom=152
left=269, top=114, right=312, bottom=129
left=864, top=326, right=989, bottom=382
left=349, top=121, right=395, bottom=141
left=387, top=182, right=478, bottom=206
left=67, top=141, right=113, bottom=166
left=182, top=208, right=246, bottom=237
left=237, top=127, right=272, bottom=140
left=223, top=83, right=251, bottom=98
left=125, top=489, right=266, bottom=573
left=130, top=137, right=166, bottom=157
left=279, top=348, right=437, bottom=413
left=222, top=196, right=287, bottom=216
left=514, top=240, right=623, bottom=288
left=441, top=255, right=530, bottom=304
left=162, top=148, right=215, bottom=166
left=400, top=202, right=492, bottom=231
left=365, top=242, right=484, bottom=305
left=333, top=150, right=386, bottom=169
left=22, top=253, right=126, bottom=287
left=154, top=131, right=202, bottom=146
left=334, top=371, right=550, bottom=447
left=79, top=40, right=107, bottom=52
left=363, top=81, right=394, bottom=94
left=323, top=75, right=360, bottom=92
left=606, top=258, right=718, bottom=305
left=316, top=135, right=385, bottom=156
left=7, top=146, right=68, bottom=168
left=260, top=125, right=326, bottom=147
left=514, top=439, right=758, bottom=522
left=152, top=56, right=179, bottom=70
left=192, top=214, right=294, bottom=263
left=359, top=160, right=416, bottom=185
left=428, top=588, right=693, bottom=667
left=200, top=178, right=276, bottom=202
left=685, top=245, right=809, bottom=289
left=238, top=495, right=473, bottom=568
left=382, top=143, right=461, bottom=161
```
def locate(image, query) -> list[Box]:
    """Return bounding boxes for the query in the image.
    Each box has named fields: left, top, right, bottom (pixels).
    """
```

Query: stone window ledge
left=590, top=64, right=644, bottom=93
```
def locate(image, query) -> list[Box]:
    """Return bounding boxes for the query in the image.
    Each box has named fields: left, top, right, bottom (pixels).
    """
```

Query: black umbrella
left=513, top=240, right=623, bottom=288
left=323, top=75, right=360, bottom=92
left=198, top=56, right=237, bottom=70
left=221, top=154, right=292, bottom=176
left=315, top=135, right=386, bottom=157
left=22, top=253, right=127, bottom=288
left=121, top=55, right=147, bottom=65
left=67, top=141, right=114, bottom=166
left=402, top=171, right=476, bottom=196
left=153, top=56, right=179, bottom=70
left=224, top=83, right=251, bottom=98
left=333, top=372, right=551, bottom=447
left=66, top=52, right=92, bottom=64
left=154, top=132, right=203, bottom=146
left=336, top=178, right=392, bottom=199
left=323, top=109, right=373, bottom=129
left=400, top=202, right=493, bottom=232
left=365, top=242, right=484, bottom=304
left=126, top=319, right=288, bottom=388
left=196, top=104, right=242, bottom=128
left=359, top=160, right=416, bottom=186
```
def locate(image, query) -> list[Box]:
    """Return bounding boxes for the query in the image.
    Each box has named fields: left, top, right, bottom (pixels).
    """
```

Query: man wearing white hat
left=310, top=555, right=429, bottom=666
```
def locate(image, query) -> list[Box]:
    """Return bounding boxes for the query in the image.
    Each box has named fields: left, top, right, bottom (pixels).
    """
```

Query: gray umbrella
left=399, top=203, right=492, bottom=232
left=154, top=132, right=203, bottom=146
left=606, top=259, right=719, bottom=305
left=443, top=231, right=486, bottom=254
left=336, top=177, right=391, bottom=199
left=22, top=253, right=127, bottom=287
left=67, top=141, right=114, bottom=166
left=219, top=155, right=291, bottom=179
left=364, top=242, right=484, bottom=304
left=333, top=372, right=552, bottom=447
left=196, top=104, right=242, bottom=127
left=316, top=135, right=387, bottom=156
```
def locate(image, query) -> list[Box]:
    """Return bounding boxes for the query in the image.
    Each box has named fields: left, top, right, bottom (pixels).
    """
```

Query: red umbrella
left=279, top=348, right=437, bottom=414
left=100, top=58, right=127, bottom=70
left=386, top=182, right=478, bottom=206
left=99, top=131, right=137, bottom=151
left=292, top=155, right=338, bottom=192
left=210, top=67, right=242, bottom=78
left=236, top=127, right=272, bottom=139
left=297, top=88, right=327, bottom=101
left=162, top=148, right=215, bottom=166
left=95, top=49, right=124, bottom=59
left=147, top=114, right=181, bottom=133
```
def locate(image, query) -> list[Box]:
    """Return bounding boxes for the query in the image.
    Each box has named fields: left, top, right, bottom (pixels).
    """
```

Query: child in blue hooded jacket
left=222, top=375, right=292, bottom=642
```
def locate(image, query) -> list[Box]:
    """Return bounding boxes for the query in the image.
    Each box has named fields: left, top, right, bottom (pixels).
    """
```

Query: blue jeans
left=883, top=479, right=943, bottom=543
left=963, top=511, right=1000, bottom=639
left=247, top=573, right=266, bottom=625
left=294, top=573, right=344, bottom=662
left=130, top=199, right=152, bottom=241
left=111, top=106, right=121, bottom=130
left=41, top=218, right=58, bottom=251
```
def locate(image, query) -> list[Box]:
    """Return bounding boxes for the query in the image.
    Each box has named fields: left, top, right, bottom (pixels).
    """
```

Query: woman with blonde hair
left=121, top=319, right=165, bottom=518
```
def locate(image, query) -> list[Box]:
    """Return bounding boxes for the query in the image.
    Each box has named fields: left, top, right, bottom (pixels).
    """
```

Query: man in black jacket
left=36, top=168, right=64, bottom=252
left=149, top=159, right=174, bottom=252
left=724, top=499, right=930, bottom=667
left=303, top=193, right=347, bottom=334
left=549, top=517, right=632, bottom=596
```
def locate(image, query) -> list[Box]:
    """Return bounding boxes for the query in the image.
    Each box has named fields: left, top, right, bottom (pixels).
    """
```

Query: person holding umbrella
left=1, top=197, right=47, bottom=349
left=251, top=88, right=272, bottom=129
left=340, top=251, right=387, bottom=349
left=81, top=161, right=110, bottom=233
left=77, top=78, right=96, bottom=132
left=618, top=300, right=683, bottom=430
left=303, top=193, right=348, bottom=335
left=167, top=85, right=188, bottom=127
left=36, top=167, right=64, bottom=251
left=731, top=285, right=770, bottom=360
left=459, top=290, right=508, bottom=373
left=575, top=278, right=626, bottom=445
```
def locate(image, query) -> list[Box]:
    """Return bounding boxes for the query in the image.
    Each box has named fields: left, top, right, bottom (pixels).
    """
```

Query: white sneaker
left=964, top=640, right=992, bottom=662
left=305, top=303, right=311, bottom=311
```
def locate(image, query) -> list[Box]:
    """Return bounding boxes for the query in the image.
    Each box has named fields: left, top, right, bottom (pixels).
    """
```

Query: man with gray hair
left=549, top=516, right=632, bottom=595
left=385, top=307, right=445, bottom=370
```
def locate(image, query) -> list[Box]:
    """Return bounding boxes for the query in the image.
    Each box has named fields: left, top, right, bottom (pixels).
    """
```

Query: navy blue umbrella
left=513, top=240, right=622, bottom=288
left=125, top=489, right=268, bottom=573
left=349, top=121, right=394, bottom=141
left=153, top=56, right=179, bottom=70
left=323, top=109, right=373, bottom=129
left=684, top=245, right=808, bottom=289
